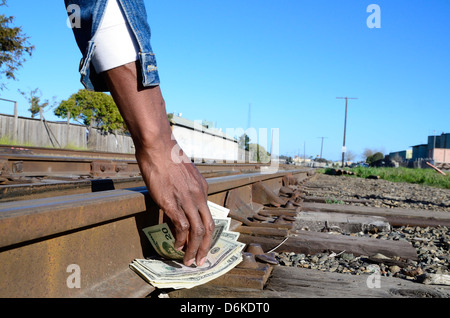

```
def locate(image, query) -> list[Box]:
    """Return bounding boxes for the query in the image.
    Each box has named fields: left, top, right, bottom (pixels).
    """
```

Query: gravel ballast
left=275, top=172, right=450, bottom=284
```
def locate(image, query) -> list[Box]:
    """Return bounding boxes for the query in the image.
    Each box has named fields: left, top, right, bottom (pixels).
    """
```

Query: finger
left=166, top=207, right=190, bottom=252
left=181, top=204, right=206, bottom=266
left=195, top=202, right=214, bottom=266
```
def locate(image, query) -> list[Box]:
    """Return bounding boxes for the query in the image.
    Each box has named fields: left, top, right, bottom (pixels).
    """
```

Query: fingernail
left=175, top=246, right=183, bottom=252
left=185, top=258, right=195, bottom=267
left=198, top=257, right=207, bottom=267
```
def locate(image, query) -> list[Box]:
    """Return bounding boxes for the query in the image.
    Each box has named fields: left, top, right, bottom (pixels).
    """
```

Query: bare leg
left=103, top=61, right=214, bottom=267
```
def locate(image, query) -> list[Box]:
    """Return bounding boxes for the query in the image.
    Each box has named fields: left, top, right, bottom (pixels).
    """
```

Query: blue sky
left=1, top=0, right=449, bottom=161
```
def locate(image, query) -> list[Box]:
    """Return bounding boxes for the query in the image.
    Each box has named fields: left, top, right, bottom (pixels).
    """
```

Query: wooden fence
left=0, top=113, right=135, bottom=153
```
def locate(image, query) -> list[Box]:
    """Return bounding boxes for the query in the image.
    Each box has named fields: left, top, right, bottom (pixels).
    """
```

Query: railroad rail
left=0, top=144, right=266, bottom=180
left=1, top=146, right=450, bottom=298
left=0, top=145, right=269, bottom=202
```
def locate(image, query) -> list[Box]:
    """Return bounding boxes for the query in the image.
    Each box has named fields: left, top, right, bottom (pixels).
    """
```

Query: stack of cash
left=130, top=201, right=245, bottom=289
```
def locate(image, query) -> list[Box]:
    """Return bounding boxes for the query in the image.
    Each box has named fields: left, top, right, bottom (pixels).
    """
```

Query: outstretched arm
left=104, top=61, right=214, bottom=267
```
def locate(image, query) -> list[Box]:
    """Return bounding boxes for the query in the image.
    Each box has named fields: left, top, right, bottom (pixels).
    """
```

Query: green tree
left=0, top=0, right=35, bottom=90
left=54, top=89, right=127, bottom=133
left=238, top=133, right=250, bottom=151
left=19, top=88, right=55, bottom=118
left=367, top=152, right=384, bottom=164
left=249, top=143, right=270, bottom=163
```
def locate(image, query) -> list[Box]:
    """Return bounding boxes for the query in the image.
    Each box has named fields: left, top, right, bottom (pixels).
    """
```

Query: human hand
left=136, top=141, right=214, bottom=267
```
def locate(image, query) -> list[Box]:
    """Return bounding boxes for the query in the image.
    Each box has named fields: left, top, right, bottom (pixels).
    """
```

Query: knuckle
left=192, top=224, right=206, bottom=237
left=202, top=179, right=209, bottom=193
left=192, top=184, right=205, bottom=197
left=199, top=176, right=208, bottom=188
left=176, top=220, right=190, bottom=233
left=190, top=177, right=208, bottom=196
left=206, top=221, right=215, bottom=233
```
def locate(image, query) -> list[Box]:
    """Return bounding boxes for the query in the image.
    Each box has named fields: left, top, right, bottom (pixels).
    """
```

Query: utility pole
left=337, top=97, right=358, bottom=167
left=303, top=141, right=306, bottom=165
left=318, top=137, right=327, bottom=159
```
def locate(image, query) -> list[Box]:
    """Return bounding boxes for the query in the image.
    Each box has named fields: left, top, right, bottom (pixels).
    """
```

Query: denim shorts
left=65, top=0, right=160, bottom=92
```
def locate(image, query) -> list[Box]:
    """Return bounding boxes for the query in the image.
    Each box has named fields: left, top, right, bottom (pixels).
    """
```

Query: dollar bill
left=142, top=223, right=185, bottom=260
left=221, top=230, right=240, bottom=241
left=207, top=201, right=230, bottom=218
left=130, top=237, right=244, bottom=289
left=142, top=216, right=231, bottom=260
left=130, top=252, right=243, bottom=289
left=131, top=201, right=244, bottom=289
left=138, top=236, right=244, bottom=277
left=211, top=217, right=230, bottom=247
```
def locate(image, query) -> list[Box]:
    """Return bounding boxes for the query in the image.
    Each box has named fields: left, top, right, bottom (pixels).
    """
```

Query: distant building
left=428, top=133, right=450, bottom=149
left=388, top=150, right=412, bottom=162
left=411, top=144, right=429, bottom=161
left=292, top=156, right=312, bottom=165
left=427, top=133, right=450, bottom=164
left=388, top=133, right=450, bottom=165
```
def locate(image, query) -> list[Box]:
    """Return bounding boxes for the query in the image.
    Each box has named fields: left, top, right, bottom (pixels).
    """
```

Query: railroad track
left=0, top=145, right=268, bottom=202
left=0, top=144, right=266, bottom=181
left=1, top=146, right=450, bottom=298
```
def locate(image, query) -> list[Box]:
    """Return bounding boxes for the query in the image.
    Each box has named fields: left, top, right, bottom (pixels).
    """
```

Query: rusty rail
left=0, top=145, right=279, bottom=202
left=0, top=150, right=265, bottom=180
left=0, top=145, right=270, bottom=179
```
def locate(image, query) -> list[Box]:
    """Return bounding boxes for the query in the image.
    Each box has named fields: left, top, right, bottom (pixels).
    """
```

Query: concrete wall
left=171, top=115, right=240, bottom=162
